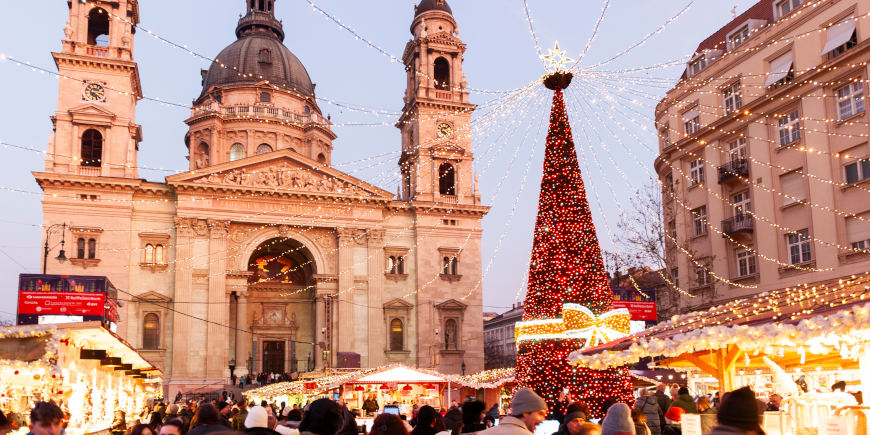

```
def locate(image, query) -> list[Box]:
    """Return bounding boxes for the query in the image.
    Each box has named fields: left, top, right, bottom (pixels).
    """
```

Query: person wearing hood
left=442, top=408, right=463, bottom=435
left=669, top=389, right=697, bottom=415
left=632, top=390, right=662, bottom=435
left=709, top=388, right=765, bottom=435
left=187, top=404, right=226, bottom=435
left=297, top=398, right=344, bottom=435
left=478, top=388, right=548, bottom=435
left=461, top=401, right=487, bottom=434
left=601, top=403, right=635, bottom=435
left=244, top=406, right=282, bottom=435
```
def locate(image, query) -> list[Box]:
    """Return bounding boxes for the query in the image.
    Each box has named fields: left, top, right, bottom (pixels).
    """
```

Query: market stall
left=244, top=368, right=375, bottom=407
left=0, top=321, right=161, bottom=434
left=342, top=365, right=448, bottom=416
left=451, top=368, right=516, bottom=413
left=569, top=272, right=870, bottom=434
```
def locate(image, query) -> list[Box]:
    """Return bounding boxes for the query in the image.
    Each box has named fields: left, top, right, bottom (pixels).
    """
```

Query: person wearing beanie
left=297, top=398, right=344, bottom=435
left=668, top=388, right=697, bottom=415
left=709, top=387, right=765, bottom=435
left=479, top=388, right=548, bottom=435
left=601, top=403, right=635, bottom=435
left=245, top=406, right=282, bottom=435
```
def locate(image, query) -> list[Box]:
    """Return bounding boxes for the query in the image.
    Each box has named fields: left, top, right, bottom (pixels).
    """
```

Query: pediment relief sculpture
left=193, top=163, right=375, bottom=197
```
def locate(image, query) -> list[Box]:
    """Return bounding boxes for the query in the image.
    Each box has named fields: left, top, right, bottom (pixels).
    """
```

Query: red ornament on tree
left=514, top=71, right=633, bottom=419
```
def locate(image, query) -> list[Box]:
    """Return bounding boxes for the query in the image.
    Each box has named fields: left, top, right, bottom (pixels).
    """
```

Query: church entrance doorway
left=263, top=340, right=285, bottom=373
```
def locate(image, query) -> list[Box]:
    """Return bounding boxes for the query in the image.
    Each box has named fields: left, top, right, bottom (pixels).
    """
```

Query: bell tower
left=398, top=0, right=479, bottom=205
left=46, top=0, right=142, bottom=178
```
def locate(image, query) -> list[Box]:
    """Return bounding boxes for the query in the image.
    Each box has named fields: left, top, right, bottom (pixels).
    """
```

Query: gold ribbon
left=515, top=304, right=631, bottom=349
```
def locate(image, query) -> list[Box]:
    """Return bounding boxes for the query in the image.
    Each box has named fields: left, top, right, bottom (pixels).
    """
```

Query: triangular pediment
left=384, top=298, right=413, bottom=309
left=426, top=31, right=463, bottom=46
left=68, top=104, right=116, bottom=117
left=435, top=299, right=467, bottom=311
left=134, top=291, right=172, bottom=303
left=429, top=143, right=468, bottom=158
left=167, top=149, right=394, bottom=199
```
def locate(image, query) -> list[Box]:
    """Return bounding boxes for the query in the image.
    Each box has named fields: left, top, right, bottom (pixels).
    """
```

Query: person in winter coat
left=630, top=409, right=650, bottom=435
left=412, top=406, right=439, bottom=435
left=188, top=404, right=227, bottom=435
left=695, top=397, right=716, bottom=435
left=111, top=410, right=127, bottom=435
left=601, top=404, right=635, bottom=435
left=442, top=409, right=463, bottom=435
left=633, top=391, right=662, bottom=435
left=709, top=387, right=764, bottom=435
left=297, top=398, right=344, bottom=435
left=233, top=399, right=250, bottom=431
left=461, top=401, right=487, bottom=434
left=478, top=388, right=548, bottom=435
left=244, top=406, right=282, bottom=435
left=668, top=389, right=698, bottom=415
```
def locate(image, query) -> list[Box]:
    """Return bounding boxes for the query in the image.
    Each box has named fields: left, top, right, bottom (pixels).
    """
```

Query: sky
left=0, top=0, right=755, bottom=323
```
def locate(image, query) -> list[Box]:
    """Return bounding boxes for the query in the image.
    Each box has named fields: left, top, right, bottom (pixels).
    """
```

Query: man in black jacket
left=654, top=385, right=671, bottom=431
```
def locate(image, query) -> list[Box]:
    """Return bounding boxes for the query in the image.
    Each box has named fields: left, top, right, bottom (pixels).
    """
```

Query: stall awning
left=822, top=18, right=856, bottom=55
left=764, top=52, right=794, bottom=86
left=353, top=366, right=447, bottom=384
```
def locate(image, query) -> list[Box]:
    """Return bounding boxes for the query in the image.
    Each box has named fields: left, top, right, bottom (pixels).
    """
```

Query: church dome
left=415, top=0, right=452, bottom=17
left=200, top=1, right=315, bottom=97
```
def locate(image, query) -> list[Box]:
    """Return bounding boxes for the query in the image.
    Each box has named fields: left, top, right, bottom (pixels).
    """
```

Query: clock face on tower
left=83, top=82, right=106, bottom=102
left=437, top=122, right=453, bottom=138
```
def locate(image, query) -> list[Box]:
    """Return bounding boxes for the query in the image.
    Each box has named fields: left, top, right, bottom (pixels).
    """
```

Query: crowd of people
left=0, top=383, right=778, bottom=435
left=232, top=372, right=298, bottom=389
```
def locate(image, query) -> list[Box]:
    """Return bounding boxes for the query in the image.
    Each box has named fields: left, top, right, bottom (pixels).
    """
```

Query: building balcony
left=86, top=45, right=110, bottom=58
left=721, top=214, right=754, bottom=237
left=717, top=158, right=749, bottom=183
left=78, top=166, right=101, bottom=177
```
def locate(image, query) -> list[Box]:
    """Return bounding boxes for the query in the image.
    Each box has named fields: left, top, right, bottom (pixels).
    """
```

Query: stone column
left=314, top=296, right=325, bottom=370
left=235, top=291, right=249, bottom=377
left=367, top=229, right=386, bottom=367
left=206, top=220, right=230, bottom=381
left=336, top=229, right=357, bottom=361
left=171, top=217, right=195, bottom=377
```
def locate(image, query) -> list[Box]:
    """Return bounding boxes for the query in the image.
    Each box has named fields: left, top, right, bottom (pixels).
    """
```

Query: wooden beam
left=724, top=344, right=743, bottom=370
left=715, top=348, right=735, bottom=393
left=680, top=352, right=721, bottom=379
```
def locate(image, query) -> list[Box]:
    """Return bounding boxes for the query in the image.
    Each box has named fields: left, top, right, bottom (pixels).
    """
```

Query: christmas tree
left=514, top=62, right=634, bottom=418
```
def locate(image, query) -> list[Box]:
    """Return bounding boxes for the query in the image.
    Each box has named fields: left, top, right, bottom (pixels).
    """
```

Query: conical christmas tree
left=515, top=71, right=633, bottom=418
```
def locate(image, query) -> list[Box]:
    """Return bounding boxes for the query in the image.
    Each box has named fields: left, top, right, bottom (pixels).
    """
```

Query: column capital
left=208, top=219, right=230, bottom=238
left=336, top=228, right=365, bottom=246
left=174, top=217, right=197, bottom=237
left=367, top=228, right=386, bottom=247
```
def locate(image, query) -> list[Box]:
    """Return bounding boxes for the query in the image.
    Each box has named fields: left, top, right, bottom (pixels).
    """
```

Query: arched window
left=443, top=257, right=451, bottom=274
left=317, top=153, right=326, bottom=164
left=87, top=8, right=110, bottom=46
left=444, top=319, right=458, bottom=350
left=81, top=129, right=103, bottom=167
left=258, top=0, right=265, bottom=11
left=397, top=256, right=405, bottom=274
left=387, top=256, right=397, bottom=274
left=439, top=163, right=455, bottom=195
left=195, top=142, right=210, bottom=169
left=442, top=257, right=457, bottom=275
left=259, top=92, right=271, bottom=103
left=87, top=239, right=97, bottom=259
left=144, top=244, right=154, bottom=264
left=77, top=238, right=86, bottom=259
left=304, top=106, right=311, bottom=115
left=256, top=143, right=273, bottom=155
left=155, top=245, right=164, bottom=264
left=230, top=143, right=246, bottom=161
left=143, top=313, right=159, bottom=349
left=390, top=318, right=403, bottom=351
left=451, top=257, right=458, bottom=275
left=434, top=57, right=450, bottom=90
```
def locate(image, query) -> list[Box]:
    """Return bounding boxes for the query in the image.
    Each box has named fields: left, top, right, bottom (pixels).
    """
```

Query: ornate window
left=87, top=7, right=110, bottom=46
left=77, top=238, right=86, bottom=259
left=259, top=92, right=271, bottom=103
left=439, top=163, right=455, bottom=195
left=433, top=57, right=450, bottom=90
left=390, top=319, right=403, bottom=351
left=143, top=313, right=159, bottom=349
left=317, top=153, right=326, bottom=164
left=256, top=143, right=273, bottom=155
left=81, top=129, right=103, bottom=167
left=230, top=143, right=247, bottom=161
left=87, top=239, right=96, bottom=259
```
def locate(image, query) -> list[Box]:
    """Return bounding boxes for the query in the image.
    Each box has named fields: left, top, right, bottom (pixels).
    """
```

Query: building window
left=689, top=159, right=704, bottom=186
left=695, top=261, right=712, bottom=286
left=780, top=171, right=805, bottom=205
left=442, top=257, right=458, bottom=275
left=728, top=138, right=747, bottom=162
left=195, top=142, right=210, bottom=169
left=732, top=190, right=751, bottom=216
left=667, top=220, right=677, bottom=242
left=688, top=56, right=706, bottom=77
left=844, top=158, right=870, bottom=184
left=259, top=92, right=271, bottom=103
left=723, top=82, right=743, bottom=113
left=230, top=143, right=246, bottom=161
left=671, top=268, right=679, bottom=288
left=736, top=248, right=757, bottom=277
left=81, top=129, right=103, bottom=167
left=87, top=7, right=110, bottom=46
left=777, top=110, right=801, bottom=146
left=144, top=244, right=154, bottom=264
left=317, top=153, right=327, bottom=164
left=846, top=214, right=870, bottom=250
left=144, top=244, right=166, bottom=265
left=728, top=25, right=750, bottom=49
left=390, top=318, right=403, bottom=351
left=88, top=238, right=96, bottom=259
left=836, top=82, right=864, bottom=121
left=660, top=124, right=671, bottom=147
left=766, top=52, right=794, bottom=88
left=143, top=313, right=159, bottom=350
left=776, top=0, right=806, bottom=19
left=256, top=143, right=273, bottom=155
left=683, top=108, right=700, bottom=135
left=433, top=57, right=450, bottom=90
left=77, top=238, right=86, bottom=259
left=386, top=256, right=406, bottom=274
left=258, top=48, right=272, bottom=63
left=692, top=206, right=707, bottom=237
left=787, top=229, right=812, bottom=265
left=439, top=163, right=456, bottom=195
left=827, top=19, right=858, bottom=58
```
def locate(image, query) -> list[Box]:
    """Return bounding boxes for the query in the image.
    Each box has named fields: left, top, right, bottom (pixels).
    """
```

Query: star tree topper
left=541, top=41, right=574, bottom=73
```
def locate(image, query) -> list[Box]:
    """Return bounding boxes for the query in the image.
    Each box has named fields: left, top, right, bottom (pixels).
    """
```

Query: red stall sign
left=17, top=291, right=105, bottom=316
left=612, top=300, right=657, bottom=321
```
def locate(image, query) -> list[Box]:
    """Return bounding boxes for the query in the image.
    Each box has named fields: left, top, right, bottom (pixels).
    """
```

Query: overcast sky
left=0, top=1, right=754, bottom=322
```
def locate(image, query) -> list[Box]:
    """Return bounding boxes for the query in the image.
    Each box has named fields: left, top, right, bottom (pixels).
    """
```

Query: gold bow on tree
left=515, top=304, right=631, bottom=349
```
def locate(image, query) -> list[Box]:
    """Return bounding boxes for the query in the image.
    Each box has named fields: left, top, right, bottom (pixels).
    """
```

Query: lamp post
left=461, top=360, right=466, bottom=375
left=43, top=223, right=68, bottom=274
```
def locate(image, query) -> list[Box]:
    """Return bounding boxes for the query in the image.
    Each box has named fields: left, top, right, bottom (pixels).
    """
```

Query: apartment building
left=655, top=0, right=870, bottom=313
left=483, top=303, right=524, bottom=369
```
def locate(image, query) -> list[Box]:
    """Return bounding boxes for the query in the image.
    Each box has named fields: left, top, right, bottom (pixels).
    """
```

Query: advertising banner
left=17, top=291, right=105, bottom=316
left=612, top=286, right=658, bottom=321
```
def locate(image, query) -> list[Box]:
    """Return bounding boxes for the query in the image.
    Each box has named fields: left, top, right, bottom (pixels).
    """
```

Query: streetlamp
left=43, top=223, right=68, bottom=274
left=461, top=361, right=466, bottom=375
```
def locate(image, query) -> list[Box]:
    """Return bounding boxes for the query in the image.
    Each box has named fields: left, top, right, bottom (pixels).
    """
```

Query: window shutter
left=846, top=215, right=870, bottom=243
left=822, top=18, right=856, bottom=55
left=765, top=52, right=794, bottom=86
left=780, top=172, right=804, bottom=204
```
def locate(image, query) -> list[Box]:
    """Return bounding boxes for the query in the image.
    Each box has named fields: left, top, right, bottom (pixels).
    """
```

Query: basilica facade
left=36, top=0, right=487, bottom=396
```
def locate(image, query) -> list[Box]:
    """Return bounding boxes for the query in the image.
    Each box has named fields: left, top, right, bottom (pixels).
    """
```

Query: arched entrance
left=245, top=237, right=317, bottom=375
